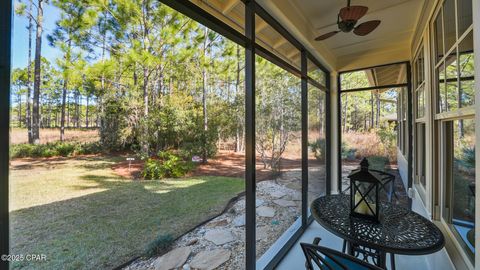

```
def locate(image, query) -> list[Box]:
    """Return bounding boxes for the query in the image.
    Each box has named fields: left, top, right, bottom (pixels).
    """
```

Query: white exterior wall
left=473, top=0, right=480, bottom=267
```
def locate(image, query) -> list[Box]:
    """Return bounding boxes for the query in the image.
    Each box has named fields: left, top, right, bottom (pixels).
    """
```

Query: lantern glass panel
left=353, top=181, right=377, bottom=217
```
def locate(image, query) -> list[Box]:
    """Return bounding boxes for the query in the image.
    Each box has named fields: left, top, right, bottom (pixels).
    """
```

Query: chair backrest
left=301, top=243, right=383, bottom=270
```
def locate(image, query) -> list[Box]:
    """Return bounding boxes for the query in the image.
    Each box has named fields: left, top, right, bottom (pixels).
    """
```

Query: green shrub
left=11, top=144, right=29, bottom=158
left=367, top=156, right=389, bottom=171
left=74, top=142, right=102, bottom=155
left=459, top=146, right=475, bottom=170
left=375, top=123, right=397, bottom=160
left=142, top=150, right=194, bottom=179
left=144, top=234, right=174, bottom=257
left=181, top=128, right=218, bottom=160
left=37, top=145, right=58, bottom=157
left=55, top=143, right=76, bottom=156
left=341, top=142, right=357, bottom=161
left=309, top=138, right=326, bottom=162
left=10, top=141, right=102, bottom=158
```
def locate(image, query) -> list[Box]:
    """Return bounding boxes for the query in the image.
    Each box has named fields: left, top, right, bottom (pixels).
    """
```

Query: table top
left=311, top=194, right=445, bottom=255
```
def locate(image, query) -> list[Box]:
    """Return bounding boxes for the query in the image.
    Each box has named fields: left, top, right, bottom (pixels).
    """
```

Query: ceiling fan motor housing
left=338, top=20, right=356, bottom=32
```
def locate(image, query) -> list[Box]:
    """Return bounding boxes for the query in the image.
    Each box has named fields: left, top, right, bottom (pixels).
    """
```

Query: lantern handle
left=360, top=158, right=369, bottom=171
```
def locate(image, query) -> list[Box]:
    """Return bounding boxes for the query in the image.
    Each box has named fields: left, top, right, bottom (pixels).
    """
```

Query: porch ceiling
left=275, top=0, right=425, bottom=71
left=190, top=0, right=305, bottom=70
left=189, top=0, right=424, bottom=72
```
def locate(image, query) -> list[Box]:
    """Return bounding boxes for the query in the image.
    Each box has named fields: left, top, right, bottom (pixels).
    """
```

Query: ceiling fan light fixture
left=314, top=2, right=380, bottom=41
left=338, top=20, right=357, bottom=33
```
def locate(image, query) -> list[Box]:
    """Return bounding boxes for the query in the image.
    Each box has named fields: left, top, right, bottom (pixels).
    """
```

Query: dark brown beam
left=160, top=0, right=247, bottom=47
left=301, top=50, right=308, bottom=227
left=250, top=1, right=304, bottom=51
left=341, top=83, right=409, bottom=93
left=0, top=0, right=11, bottom=269
left=244, top=1, right=256, bottom=269
left=338, top=61, right=409, bottom=75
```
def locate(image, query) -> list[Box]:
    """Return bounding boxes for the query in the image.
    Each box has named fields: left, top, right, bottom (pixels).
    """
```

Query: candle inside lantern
left=354, top=192, right=375, bottom=216
left=354, top=192, right=367, bottom=215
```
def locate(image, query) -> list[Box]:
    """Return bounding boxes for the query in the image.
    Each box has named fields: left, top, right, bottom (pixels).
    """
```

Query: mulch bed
left=111, top=150, right=310, bottom=181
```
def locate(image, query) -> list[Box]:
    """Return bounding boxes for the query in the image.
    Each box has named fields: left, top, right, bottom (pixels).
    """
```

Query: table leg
left=378, top=251, right=387, bottom=269
left=347, top=241, right=354, bottom=256
left=390, top=253, right=395, bottom=270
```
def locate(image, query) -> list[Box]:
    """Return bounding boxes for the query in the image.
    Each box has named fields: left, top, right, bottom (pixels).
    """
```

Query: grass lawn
left=10, top=156, right=244, bottom=269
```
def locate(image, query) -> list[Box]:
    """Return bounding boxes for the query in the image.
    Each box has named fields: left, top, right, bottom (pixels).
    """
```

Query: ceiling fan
left=315, top=0, right=381, bottom=41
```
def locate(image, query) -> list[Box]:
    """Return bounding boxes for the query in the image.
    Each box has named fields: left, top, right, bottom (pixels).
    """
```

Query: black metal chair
left=301, top=240, right=383, bottom=270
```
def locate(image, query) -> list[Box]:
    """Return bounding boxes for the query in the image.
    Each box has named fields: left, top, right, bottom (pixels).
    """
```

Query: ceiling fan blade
left=339, top=6, right=368, bottom=21
left=315, top=31, right=339, bottom=41
left=353, top=20, right=381, bottom=36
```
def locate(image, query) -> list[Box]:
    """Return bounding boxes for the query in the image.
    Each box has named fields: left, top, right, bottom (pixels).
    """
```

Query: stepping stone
left=257, top=206, right=275, bottom=217
left=154, top=246, right=191, bottom=270
left=189, top=249, right=231, bottom=270
left=233, top=214, right=245, bottom=227
left=206, top=219, right=228, bottom=228
left=256, top=226, right=269, bottom=240
left=204, top=229, right=235, bottom=245
left=186, top=239, right=198, bottom=246
left=273, top=199, right=296, bottom=207
left=291, top=193, right=302, bottom=201
left=233, top=199, right=245, bottom=211
left=256, top=199, right=265, bottom=207
left=269, top=190, right=286, bottom=198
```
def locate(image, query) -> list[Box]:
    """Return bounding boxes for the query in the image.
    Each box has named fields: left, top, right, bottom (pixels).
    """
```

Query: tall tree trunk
left=142, top=66, right=149, bottom=154
left=353, top=102, right=357, bottom=130
left=143, top=67, right=149, bottom=117
left=60, top=40, right=72, bottom=141
left=85, top=95, right=89, bottom=128
left=98, top=96, right=102, bottom=128
left=60, top=79, right=68, bottom=141
left=26, top=0, right=34, bottom=143
left=202, top=66, right=208, bottom=162
left=370, top=91, right=374, bottom=130
left=319, top=97, right=324, bottom=135
left=99, top=16, right=107, bottom=132
left=458, top=87, right=464, bottom=137
left=201, top=27, right=209, bottom=163
left=32, top=0, right=44, bottom=144
left=234, top=45, right=241, bottom=152
left=75, top=91, right=79, bottom=128
left=47, top=102, right=52, bottom=128
left=375, top=91, right=381, bottom=128
left=17, top=93, right=22, bottom=128
left=67, top=94, right=70, bottom=127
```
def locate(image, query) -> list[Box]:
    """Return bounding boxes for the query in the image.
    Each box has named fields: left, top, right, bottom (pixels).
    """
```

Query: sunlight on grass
left=9, top=157, right=119, bottom=211
left=144, top=178, right=207, bottom=194
left=9, top=156, right=244, bottom=269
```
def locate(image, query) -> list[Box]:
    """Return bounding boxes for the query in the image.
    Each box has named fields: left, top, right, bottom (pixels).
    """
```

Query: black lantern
left=348, top=158, right=382, bottom=222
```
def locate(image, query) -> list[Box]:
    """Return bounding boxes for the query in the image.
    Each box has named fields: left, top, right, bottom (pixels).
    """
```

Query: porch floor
left=276, top=221, right=454, bottom=270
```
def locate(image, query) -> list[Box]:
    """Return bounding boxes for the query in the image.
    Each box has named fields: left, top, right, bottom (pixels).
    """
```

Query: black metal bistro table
left=311, top=194, right=445, bottom=269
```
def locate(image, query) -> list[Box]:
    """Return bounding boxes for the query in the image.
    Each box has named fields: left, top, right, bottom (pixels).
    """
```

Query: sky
left=12, top=2, right=61, bottom=69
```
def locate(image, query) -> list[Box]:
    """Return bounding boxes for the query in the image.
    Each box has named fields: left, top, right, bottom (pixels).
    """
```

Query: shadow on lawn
left=77, top=161, right=116, bottom=170
left=11, top=155, right=117, bottom=171
left=10, top=175, right=243, bottom=270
